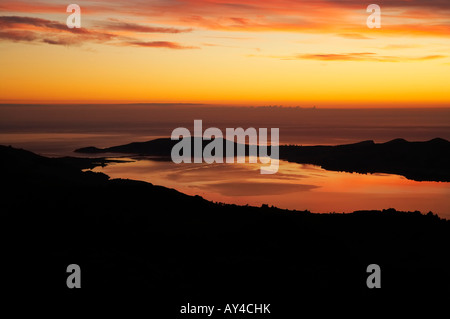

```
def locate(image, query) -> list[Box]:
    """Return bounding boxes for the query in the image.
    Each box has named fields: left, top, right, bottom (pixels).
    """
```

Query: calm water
left=92, top=157, right=450, bottom=219
left=2, top=105, right=450, bottom=155
left=1, top=105, right=449, bottom=218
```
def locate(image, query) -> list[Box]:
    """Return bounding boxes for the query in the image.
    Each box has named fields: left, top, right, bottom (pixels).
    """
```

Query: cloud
left=86, top=0, right=450, bottom=37
left=0, top=15, right=116, bottom=44
left=0, top=15, right=69, bottom=30
left=0, top=15, right=198, bottom=49
left=290, top=52, right=446, bottom=62
left=0, top=0, right=117, bottom=15
left=101, top=20, right=193, bottom=34
left=4, top=0, right=450, bottom=15
left=1, top=1, right=450, bottom=40
left=411, top=55, right=447, bottom=61
left=249, top=52, right=446, bottom=62
left=322, top=0, right=450, bottom=10
left=229, top=17, right=251, bottom=26
left=125, top=41, right=199, bottom=49
left=0, top=29, right=38, bottom=42
left=297, top=52, right=385, bottom=61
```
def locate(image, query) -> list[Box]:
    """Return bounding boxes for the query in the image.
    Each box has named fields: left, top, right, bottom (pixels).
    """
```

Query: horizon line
left=1, top=102, right=450, bottom=109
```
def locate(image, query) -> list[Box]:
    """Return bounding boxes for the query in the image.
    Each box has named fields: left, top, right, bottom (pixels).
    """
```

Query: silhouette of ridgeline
left=1, top=144, right=449, bottom=308
left=282, top=138, right=450, bottom=182
left=76, top=137, right=450, bottom=182
left=75, top=137, right=247, bottom=157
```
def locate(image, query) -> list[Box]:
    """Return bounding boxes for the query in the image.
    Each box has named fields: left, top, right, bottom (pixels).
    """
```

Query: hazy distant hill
left=76, top=138, right=450, bottom=182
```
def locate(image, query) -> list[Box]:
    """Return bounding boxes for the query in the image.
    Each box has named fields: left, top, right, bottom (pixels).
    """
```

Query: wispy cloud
left=291, top=52, right=446, bottom=62
left=125, top=41, right=199, bottom=49
left=101, top=20, right=193, bottom=34
left=0, top=29, right=38, bottom=42
left=0, top=15, right=116, bottom=45
left=1, top=0, right=450, bottom=39
left=250, top=52, right=446, bottom=62
left=0, top=15, right=198, bottom=49
left=1, top=0, right=449, bottom=36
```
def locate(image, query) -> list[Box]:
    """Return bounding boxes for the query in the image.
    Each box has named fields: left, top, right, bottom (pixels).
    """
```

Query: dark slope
left=281, top=138, right=450, bottom=181
left=75, top=138, right=179, bottom=155
left=76, top=137, right=450, bottom=182
left=1, top=145, right=449, bottom=310
left=75, top=137, right=245, bottom=157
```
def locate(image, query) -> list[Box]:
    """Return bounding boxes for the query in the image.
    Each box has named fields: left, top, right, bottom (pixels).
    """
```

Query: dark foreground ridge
left=75, top=137, right=450, bottom=182
left=2, top=145, right=449, bottom=310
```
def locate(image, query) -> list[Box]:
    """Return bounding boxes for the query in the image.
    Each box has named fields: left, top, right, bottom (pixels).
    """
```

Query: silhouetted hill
left=75, top=137, right=245, bottom=157
left=281, top=138, right=450, bottom=182
left=75, top=138, right=178, bottom=155
left=76, top=138, right=450, bottom=182
left=1, top=145, right=449, bottom=310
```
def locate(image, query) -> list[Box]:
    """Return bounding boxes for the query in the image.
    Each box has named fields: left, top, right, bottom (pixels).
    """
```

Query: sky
left=0, top=0, right=449, bottom=107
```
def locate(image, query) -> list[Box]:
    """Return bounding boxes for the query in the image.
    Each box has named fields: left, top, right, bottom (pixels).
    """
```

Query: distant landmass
left=75, top=137, right=450, bottom=182
left=1, top=144, right=449, bottom=307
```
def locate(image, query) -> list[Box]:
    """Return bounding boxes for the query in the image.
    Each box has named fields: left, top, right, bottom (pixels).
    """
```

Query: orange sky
left=0, top=0, right=449, bottom=107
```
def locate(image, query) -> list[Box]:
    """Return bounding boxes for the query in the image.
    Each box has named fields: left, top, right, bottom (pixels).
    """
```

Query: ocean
left=1, top=104, right=449, bottom=218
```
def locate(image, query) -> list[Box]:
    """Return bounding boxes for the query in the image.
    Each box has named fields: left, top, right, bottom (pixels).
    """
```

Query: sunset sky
left=0, top=0, right=449, bottom=107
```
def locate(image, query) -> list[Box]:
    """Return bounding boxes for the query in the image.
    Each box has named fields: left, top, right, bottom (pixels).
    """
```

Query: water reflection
left=92, top=157, right=450, bottom=219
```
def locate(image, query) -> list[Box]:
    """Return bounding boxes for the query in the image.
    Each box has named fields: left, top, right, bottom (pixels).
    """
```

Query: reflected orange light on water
left=92, top=158, right=450, bottom=219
